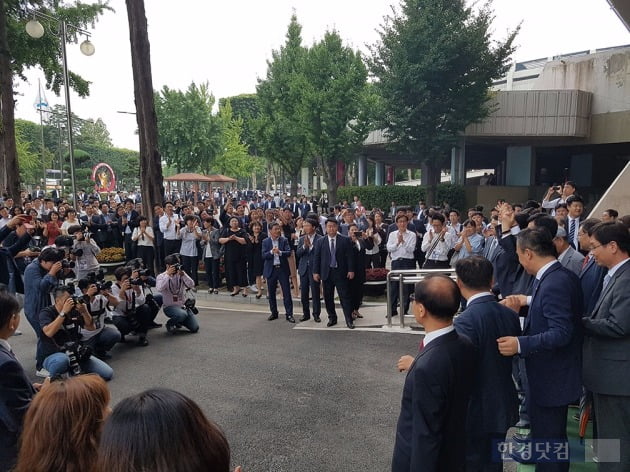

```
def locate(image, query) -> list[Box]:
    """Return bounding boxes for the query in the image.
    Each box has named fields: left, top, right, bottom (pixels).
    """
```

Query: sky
left=13, top=0, right=630, bottom=152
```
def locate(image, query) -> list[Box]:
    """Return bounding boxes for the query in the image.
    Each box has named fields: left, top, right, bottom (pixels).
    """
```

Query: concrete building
left=362, top=43, right=630, bottom=213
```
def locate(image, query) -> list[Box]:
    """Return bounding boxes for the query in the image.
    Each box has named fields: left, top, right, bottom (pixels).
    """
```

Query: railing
left=386, top=268, right=457, bottom=328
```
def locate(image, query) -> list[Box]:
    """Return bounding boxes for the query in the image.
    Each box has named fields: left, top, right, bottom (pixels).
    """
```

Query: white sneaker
left=249, top=285, right=258, bottom=293
left=36, top=368, right=50, bottom=378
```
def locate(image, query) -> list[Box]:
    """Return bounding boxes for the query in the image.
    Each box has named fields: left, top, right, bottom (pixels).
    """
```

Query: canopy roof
left=164, top=173, right=236, bottom=183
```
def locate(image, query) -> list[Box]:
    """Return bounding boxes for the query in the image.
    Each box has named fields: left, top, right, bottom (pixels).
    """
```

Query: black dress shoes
left=327, top=319, right=337, bottom=327
left=268, top=314, right=279, bottom=321
left=299, top=315, right=310, bottom=322
left=286, top=316, right=296, bottom=323
left=313, top=316, right=321, bottom=323
left=346, top=321, right=355, bottom=329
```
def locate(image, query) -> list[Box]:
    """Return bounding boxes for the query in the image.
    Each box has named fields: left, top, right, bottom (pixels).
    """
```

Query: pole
left=60, top=21, right=77, bottom=209
left=58, top=122, right=64, bottom=195
left=38, top=80, right=46, bottom=191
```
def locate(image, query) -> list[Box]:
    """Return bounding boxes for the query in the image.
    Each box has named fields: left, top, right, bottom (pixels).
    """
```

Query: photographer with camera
left=39, top=285, right=113, bottom=380
left=67, top=224, right=101, bottom=280
left=156, top=255, right=200, bottom=334
left=110, top=266, right=154, bottom=347
left=77, top=276, right=121, bottom=360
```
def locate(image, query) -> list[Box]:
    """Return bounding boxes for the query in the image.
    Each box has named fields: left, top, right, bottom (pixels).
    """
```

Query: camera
left=129, top=278, right=144, bottom=286
left=86, top=270, right=113, bottom=292
left=63, top=341, right=92, bottom=376
left=172, top=263, right=183, bottom=271
left=125, top=309, right=142, bottom=332
left=355, top=231, right=363, bottom=238
left=71, top=295, right=86, bottom=305
left=61, top=259, right=76, bottom=269
left=184, top=298, right=198, bottom=315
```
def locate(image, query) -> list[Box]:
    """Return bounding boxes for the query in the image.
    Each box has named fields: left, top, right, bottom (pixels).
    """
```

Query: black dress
left=247, top=232, right=266, bottom=282
left=220, top=227, right=248, bottom=289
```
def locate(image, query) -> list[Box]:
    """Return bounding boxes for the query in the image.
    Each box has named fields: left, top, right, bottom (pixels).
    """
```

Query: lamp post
left=25, top=12, right=95, bottom=209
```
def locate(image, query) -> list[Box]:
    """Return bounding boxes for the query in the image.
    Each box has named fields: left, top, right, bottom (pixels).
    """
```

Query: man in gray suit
left=583, top=221, right=630, bottom=472
left=554, top=227, right=584, bottom=275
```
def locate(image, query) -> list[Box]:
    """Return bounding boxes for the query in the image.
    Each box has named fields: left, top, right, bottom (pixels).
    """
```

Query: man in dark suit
left=578, top=218, right=606, bottom=315
left=498, top=228, right=582, bottom=471
left=121, top=198, right=140, bottom=262
left=0, top=290, right=37, bottom=471
left=262, top=223, right=295, bottom=323
left=583, top=221, right=630, bottom=472
left=564, top=195, right=584, bottom=251
left=313, top=218, right=356, bottom=329
left=454, top=256, right=521, bottom=472
left=296, top=218, right=322, bottom=322
left=392, top=275, right=478, bottom=472
left=0, top=215, right=31, bottom=295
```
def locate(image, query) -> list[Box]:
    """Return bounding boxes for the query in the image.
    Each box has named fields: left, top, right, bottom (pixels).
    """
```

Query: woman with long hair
left=14, top=375, right=110, bottom=472
left=247, top=221, right=267, bottom=299
left=97, top=388, right=240, bottom=472
left=132, top=216, right=156, bottom=276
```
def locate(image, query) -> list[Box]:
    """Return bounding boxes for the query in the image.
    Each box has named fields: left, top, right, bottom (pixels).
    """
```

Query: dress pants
left=266, top=267, right=293, bottom=317
left=593, top=393, right=630, bottom=472
left=124, top=233, right=136, bottom=262
left=163, top=238, right=181, bottom=258
left=528, top=401, right=569, bottom=472
left=322, top=267, right=353, bottom=324
left=299, top=270, right=320, bottom=318
left=390, top=258, right=415, bottom=315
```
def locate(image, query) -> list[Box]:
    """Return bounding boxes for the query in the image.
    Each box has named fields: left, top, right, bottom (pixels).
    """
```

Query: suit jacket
left=392, top=330, right=478, bottom=472
left=261, top=236, right=291, bottom=279
left=312, top=233, right=355, bottom=281
left=296, top=233, right=322, bottom=276
left=0, top=344, right=35, bottom=471
left=495, top=233, right=534, bottom=297
left=583, top=259, right=630, bottom=395
left=579, top=254, right=606, bottom=315
left=519, top=262, right=583, bottom=407
left=0, top=225, right=31, bottom=294
left=454, top=295, right=521, bottom=434
left=558, top=245, right=584, bottom=276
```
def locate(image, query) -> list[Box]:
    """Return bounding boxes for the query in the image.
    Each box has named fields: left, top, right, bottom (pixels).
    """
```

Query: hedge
left=336, top=184, right=465, bottom=213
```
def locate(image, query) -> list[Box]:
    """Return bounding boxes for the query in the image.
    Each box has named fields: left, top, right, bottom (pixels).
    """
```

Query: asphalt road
left=12, top=304, right=416, bottom=472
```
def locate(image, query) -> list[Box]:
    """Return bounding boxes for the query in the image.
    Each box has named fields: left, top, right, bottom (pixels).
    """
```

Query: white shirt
left=386, top=230, right=416, bottom=260
left=421, top=229, right=456, bottom=261
left=466, top=291, right=494, bottom=304
left=159, top=213, right=181, bottom=240
left=423, top=325, right=455, bottom=348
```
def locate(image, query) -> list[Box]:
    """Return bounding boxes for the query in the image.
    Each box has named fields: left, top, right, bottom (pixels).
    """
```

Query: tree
left=0, top=0, right=110, bottom=200
left=155, top=82, right=222, bottom=173
left=256, top=14, right=311, bottom=197
left=77, top=117, right=112, bottom=147
left=303, top=30, right=370, bottom=205
left=214, top=100, right=265, bottom=181
left=126, top=0, right=164, bottom=220
left=220, top=93, right=260, bottom=156
left=370, top=0, right=518, bottom=204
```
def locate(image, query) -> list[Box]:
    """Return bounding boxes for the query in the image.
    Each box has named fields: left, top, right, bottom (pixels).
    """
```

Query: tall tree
left=214, top=100, right=264, bottom=181
left=155, top=82, right=222, bottom=173
left=0, top=0, right=110, bottom=200
left=303, top=30, right=369, bottom=205
left=220, top=93, right=260, bottom=156
left=256, top=14, right=310, bottom=197
left=126, top=0, right=164, bottom=218
left=77, top=117, right=111, bottom=147
left=370, top=0, right=517, bottom=204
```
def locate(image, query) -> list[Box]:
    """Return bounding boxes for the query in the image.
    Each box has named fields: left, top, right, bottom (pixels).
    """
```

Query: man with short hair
left=387, top=214, right=417, bottom=317
left=565, top=195, right=584, bottom=250
left=156, top=254, right=200, bottom=334
left=262, top=223, right=295, bottom=323
left=392, top=275, right=478, bottom=472
left=498, top=228, right=582, bottom=470
left=583, top=221, right=630, bottom=472
left=421, top=213, right=456, bottom=269
left=159, top=202, right=182, bottom=257
left=601, top=209, right=618, bottom=223
left=553, top=226, right=584, bottom=275
left=296, top=219, right=322, bottom=322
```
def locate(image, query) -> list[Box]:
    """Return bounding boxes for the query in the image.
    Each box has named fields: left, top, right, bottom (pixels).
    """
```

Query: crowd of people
left=1, top=180, right=630, bottom=471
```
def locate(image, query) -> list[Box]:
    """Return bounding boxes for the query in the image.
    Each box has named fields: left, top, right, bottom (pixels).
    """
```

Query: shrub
left=336, top=184, right=465, bottom=212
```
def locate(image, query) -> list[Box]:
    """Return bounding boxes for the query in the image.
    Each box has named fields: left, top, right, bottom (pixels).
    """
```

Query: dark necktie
left=569, top=219, right=576, bottom=248
left=330, top=239, right=337, bottom=268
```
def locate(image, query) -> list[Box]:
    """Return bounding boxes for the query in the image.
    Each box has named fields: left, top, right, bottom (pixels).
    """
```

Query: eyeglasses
left=590, top=242, right=609, bottom=251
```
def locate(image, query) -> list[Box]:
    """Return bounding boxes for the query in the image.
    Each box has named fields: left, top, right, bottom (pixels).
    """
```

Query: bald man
left=392, top=275, right=478, bottom=472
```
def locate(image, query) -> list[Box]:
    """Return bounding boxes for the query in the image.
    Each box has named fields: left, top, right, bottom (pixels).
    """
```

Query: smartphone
left=355, top=231, right=363, bottom=238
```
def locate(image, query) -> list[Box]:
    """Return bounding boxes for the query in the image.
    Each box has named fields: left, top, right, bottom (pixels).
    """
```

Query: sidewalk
left=190, top=285, right=424, bottom=334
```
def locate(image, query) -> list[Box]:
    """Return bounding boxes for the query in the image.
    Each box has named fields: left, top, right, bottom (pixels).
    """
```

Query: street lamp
left=25, top=12, right=95, bottom=209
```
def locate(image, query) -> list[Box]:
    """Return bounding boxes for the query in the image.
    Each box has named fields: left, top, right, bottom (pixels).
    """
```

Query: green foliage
left=77, top=118, right=111, bottom=147
left=214, top=100, right=264, bottom=178
left=7, top=1, right=112, bottom=98
left=256, top=14, right=311, bottom=193
left=369, top=0, right=518, bottom=202
left=15, top=123, right=40, bottom=184
left=219, top=93, right=260, bottom=156
left=303, top=30, right=370, bottom=204
left=155, top=81, right=222, bottom=173
left=337, top=184, right=465, bottom=213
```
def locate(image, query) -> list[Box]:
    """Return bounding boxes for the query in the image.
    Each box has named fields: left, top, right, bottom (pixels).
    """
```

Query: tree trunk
left=290, top=170, right=299, bottom=197
left=424, top=161, right=441, bottom=206
left=0, top=0, right=20, bottom=201
left=320, top=157, right=339, bottom=207
left=126, top=0, right=164, bottom=219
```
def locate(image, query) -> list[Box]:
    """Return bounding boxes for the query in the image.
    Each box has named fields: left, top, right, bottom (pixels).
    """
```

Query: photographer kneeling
left=110, top=266, right=156, bottom=347
left=39, top=285, right=113, bottom=380
left=77, top=276, right=121, bottom=360
left=156, top=255, right=199, bottom=334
